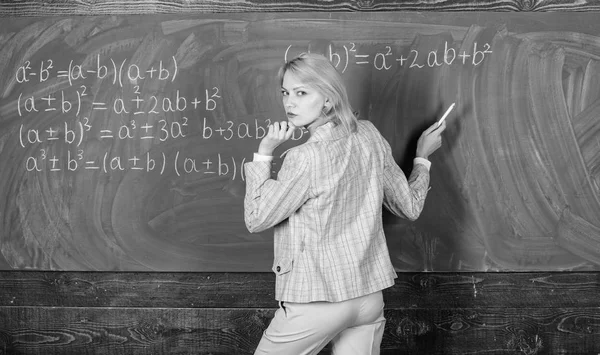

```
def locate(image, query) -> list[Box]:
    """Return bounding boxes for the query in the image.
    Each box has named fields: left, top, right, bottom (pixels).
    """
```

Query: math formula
left=285, top=41, right=493, bottom=73
left=14, top=38, right=493, bottom=181
left=13, top=54, right=304, bottom=181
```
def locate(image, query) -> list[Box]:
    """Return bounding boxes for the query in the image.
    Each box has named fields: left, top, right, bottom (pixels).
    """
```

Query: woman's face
left=281, top=71, right=328, bottom=132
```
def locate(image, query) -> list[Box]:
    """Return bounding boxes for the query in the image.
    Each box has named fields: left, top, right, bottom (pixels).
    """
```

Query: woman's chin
left=287, top=117, right=301, bottom=126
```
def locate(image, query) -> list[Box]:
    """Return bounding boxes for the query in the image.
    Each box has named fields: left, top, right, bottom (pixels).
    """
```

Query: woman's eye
left=297, top=91, right=306, bottom=96
left=281, top=91, right=288, bottom=96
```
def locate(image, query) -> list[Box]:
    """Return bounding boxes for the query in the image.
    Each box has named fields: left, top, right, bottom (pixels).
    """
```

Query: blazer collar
left=307, top=121, right=350, bottom=142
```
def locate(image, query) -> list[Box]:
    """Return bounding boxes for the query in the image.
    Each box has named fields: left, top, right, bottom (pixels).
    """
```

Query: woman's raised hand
left=416, top=120, right=446, bottom=160
left=258, top=121, right=297, bottom=156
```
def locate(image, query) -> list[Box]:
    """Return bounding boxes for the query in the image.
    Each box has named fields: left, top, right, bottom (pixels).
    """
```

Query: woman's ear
left=322, top=101, right=330, bottom=115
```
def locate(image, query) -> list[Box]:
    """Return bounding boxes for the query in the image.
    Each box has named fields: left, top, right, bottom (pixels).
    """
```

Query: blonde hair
left=277, top=52, right=358, bottom=133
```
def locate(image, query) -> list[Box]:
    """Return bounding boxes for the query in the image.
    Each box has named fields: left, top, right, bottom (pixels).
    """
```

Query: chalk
left=437, top=102, right=455, bottom=127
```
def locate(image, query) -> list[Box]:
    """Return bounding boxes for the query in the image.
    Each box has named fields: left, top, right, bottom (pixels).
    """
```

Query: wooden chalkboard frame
left=0, top=0, right=600, bottom=16
left=1, top=270, right=599, bottom=354
left=1, top=1, right=600, bottom=354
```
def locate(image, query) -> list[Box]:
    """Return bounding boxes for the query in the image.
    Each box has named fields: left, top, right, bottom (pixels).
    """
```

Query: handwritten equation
left=19, top=111, right=303, bottom=181
left=15, top=55, right=178, bottom=88
left=19, top=116, right=306, bottom=148
left=24, top=149, right=249, bottom=181
left=15, top=38, right=488, bottom=180
left=14, top=53, right=309, bottom=181
left=17, top=85, right=221, bottom=118
left=285, top=41, right=493, bottom=73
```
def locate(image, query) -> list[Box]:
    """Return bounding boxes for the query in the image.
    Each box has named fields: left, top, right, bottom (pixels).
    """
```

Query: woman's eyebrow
left=281, top=85, right=307, bottom=93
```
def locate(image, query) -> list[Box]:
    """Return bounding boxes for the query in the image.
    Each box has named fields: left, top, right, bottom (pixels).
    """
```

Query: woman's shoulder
left=356, top=119, right=384, bottom=138
left=280, top=141, right=314, bottom=161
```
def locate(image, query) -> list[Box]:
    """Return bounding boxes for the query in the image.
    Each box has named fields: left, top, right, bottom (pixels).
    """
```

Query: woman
left=244, top=52, right=446, bottom=355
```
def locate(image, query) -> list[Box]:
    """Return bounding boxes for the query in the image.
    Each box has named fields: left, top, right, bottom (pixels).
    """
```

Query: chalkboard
left=1, top=12, right=599, bottom=272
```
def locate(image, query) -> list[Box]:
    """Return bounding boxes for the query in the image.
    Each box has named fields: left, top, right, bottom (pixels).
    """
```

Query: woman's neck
left=307, top=116, right=329, bottom=135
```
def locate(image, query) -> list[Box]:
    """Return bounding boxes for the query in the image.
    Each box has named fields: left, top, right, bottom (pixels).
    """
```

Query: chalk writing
left=24, top=149, right=248, bottom=181
left=17, top=86, right=220, bottom=117
left=14, top=51, right=300, bottom=182
left=17, top=39, right=477, bottom=182
left=15, top=55, right=179, bottom=87
left=285, top=41, right=493, bottom=73
left=201, top=118, right=307, bottom=141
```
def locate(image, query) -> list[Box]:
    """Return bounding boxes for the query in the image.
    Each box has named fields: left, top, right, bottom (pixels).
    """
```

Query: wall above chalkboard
left=0, top=12, right=599, bottom=272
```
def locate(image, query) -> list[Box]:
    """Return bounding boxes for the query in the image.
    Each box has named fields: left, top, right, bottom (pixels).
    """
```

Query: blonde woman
left=244, top=52, right=446, bottom=355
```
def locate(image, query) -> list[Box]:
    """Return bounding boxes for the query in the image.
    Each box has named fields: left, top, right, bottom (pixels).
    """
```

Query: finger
left=426, top=126, right=439, bottom=137
left=431, top=121, right=446, bottom=134
left=425, top=122, right=440, bottom=135
left=284, top=124, right=296, bottom=140
left=273, top=122, right=283, bottom=139
left=279, top=121, right=288, bottom=138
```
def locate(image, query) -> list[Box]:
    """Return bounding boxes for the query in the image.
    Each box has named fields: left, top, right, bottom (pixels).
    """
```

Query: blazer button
left=276, top=266, right=281, bottom=272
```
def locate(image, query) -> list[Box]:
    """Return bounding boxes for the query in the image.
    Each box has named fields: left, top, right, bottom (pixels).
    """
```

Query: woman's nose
left=284, top=98, right=295, bottom=108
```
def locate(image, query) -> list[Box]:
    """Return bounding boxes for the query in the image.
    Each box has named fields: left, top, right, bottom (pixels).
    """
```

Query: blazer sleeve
left=244, top=147, right=312, bottom=233
left=380, top=134, right=430, bottom=221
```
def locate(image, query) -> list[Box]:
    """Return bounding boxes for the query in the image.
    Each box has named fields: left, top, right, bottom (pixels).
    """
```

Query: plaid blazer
left=244, top=120, right=430, bottom=303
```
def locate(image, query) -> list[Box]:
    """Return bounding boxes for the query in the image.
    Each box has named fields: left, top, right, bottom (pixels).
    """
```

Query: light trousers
left=254, top=290, right=385, bottom=355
